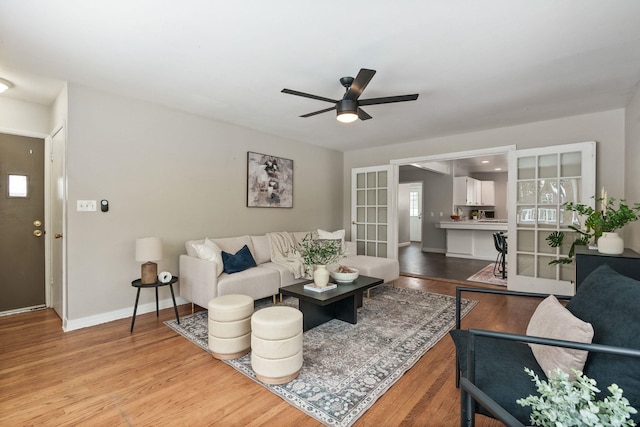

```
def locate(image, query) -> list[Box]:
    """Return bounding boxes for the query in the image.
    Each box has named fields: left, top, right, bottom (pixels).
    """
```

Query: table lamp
left=135, top=237, right=162, bottom=284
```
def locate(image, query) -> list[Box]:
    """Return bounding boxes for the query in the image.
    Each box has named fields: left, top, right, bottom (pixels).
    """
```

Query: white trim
left=391, top=145, right=516, bottom=165
left=62, top=296, right=190, bottom=332
left=398, top=241, right=411, bottom=247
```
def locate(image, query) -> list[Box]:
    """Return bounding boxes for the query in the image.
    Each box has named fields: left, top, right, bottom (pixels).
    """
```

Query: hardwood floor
left=398, top=243, right=494, bottom=282
left=0, top=276, right=538, bottom=426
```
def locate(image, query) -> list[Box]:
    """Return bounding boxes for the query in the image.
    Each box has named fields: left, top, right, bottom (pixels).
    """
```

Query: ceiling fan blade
left=359, top=94, right=419, bottom=106
left=345, top=68, right=376, bottom=100
left=281, top=88, right=337, bottom=104
left=300, top=106, right=337, bottom=118
left=357, top=107, right=372, bottom=121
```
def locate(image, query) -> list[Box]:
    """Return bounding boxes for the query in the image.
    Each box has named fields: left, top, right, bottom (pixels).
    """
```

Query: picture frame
left=247, top=151, right=293, bottom=208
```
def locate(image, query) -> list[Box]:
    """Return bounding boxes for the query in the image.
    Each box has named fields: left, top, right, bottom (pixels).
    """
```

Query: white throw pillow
left=317, top=229, right=345, bottom=250
left=526, top=295, right=594, bottom=380
left=193, top=238, right=223, bottom=277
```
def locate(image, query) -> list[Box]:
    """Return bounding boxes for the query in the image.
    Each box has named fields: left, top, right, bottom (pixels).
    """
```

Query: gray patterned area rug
left=165, top=285, right=477, bottom=426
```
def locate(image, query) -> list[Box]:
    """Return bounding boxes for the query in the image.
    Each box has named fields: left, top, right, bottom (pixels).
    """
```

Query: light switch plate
left=77, top=200, right=97, bottom=211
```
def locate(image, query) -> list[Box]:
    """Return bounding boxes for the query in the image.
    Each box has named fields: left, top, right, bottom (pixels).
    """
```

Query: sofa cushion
left=222, top=245, right=257, bottom=274
left=291, top=231, right=315, bottom=245
left=217, top=265, right=281, bottom=301
left=450, top=329, right=541, bottom=424
left=341, top=255, right=399, bottom=284
left=565, top=264, right=640, bottom=418
left=318, top=229, right=345, bottom=250
left=526, top=295, right=593, bottom=380
left=212, top=235, right=255, bottom=260
left=193, top=238, right=224, bottom=277
left=250, top=234, right=272, bottom=264
left=185, top=238, right=205, bottom=257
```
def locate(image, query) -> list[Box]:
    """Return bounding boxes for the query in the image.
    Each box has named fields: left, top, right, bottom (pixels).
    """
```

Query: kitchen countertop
left=437, top=219, right=508, bottom=230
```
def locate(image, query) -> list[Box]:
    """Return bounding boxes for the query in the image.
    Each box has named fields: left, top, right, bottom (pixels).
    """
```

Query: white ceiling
left=1, top=1, right=640, bottom=152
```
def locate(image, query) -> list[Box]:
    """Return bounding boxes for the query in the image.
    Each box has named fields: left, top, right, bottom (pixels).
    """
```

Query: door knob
left=33, top=220, right=42, bottom=227
left=33, top=230, right=43, bottom=237
left=55, top=233, right=63, bottom=239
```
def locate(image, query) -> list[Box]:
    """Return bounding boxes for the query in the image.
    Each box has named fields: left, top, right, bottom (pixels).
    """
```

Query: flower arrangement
left=546, top=188, right=640, bottom=264
left=517, top=368, right=637, bottom=427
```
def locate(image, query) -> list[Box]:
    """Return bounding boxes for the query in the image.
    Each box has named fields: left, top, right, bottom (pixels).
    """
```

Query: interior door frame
left=391, top=145, right=516, bottom=260
left=47, top=123, right=67, bottom=321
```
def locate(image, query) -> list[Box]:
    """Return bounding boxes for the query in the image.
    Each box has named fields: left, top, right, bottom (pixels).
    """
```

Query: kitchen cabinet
left=438, top=221, right=507, bottom=260
left=481, top=180, right=495, bottom=205
left=454, top=176, right=480, bottom=205
left=454, top=176, right=495, bottom=206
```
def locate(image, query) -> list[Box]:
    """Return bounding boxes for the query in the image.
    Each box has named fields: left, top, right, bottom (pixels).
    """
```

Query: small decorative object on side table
left=130, top=275, right=179, bottom=333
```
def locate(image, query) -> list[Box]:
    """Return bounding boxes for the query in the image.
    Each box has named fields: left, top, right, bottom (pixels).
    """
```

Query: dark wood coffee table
left=280, top=275, right=384, bottom=331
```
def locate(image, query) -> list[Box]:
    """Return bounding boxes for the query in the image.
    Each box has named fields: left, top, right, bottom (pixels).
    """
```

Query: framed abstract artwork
left=247, top=151, right=293, bottom=208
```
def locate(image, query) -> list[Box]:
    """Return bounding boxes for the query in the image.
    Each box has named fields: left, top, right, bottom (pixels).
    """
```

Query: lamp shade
left=135, top=237, right=162, bottom=262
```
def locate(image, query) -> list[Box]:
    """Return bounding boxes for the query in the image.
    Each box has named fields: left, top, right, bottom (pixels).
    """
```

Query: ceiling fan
left=281, top=68, right=419, bottom=123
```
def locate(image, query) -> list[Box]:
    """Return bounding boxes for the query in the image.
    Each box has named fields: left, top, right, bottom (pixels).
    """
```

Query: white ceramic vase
left=313, top=264, right=330, bottom=288
left=597, top=232, right=624, bottom=255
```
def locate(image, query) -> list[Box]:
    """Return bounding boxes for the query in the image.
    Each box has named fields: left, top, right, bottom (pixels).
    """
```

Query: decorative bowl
left=450, top=214, right=461, bottom=221
left=329, top=266, right=359, bottom=283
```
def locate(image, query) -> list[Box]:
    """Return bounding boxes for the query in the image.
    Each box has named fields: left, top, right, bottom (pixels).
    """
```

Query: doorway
left=393, top=146, right=512, bottom=281
left=0, top=133, right=46, bottom=313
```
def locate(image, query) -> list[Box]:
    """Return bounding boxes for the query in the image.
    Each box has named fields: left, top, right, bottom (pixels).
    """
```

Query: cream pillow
left=317, top=229, right=345, bottom=250
left=193, top=238, right=223, bottom=277
left=526, top=295, right=594, bottom=380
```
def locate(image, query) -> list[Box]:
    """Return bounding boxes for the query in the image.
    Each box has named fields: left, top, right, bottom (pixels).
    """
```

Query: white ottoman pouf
left=251, top=306, right=303, bottom=385
left=208, top=294, right=254, bottom=360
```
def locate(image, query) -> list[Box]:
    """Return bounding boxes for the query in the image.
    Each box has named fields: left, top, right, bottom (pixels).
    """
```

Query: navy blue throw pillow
left=221, top=245, right=257, bottom=274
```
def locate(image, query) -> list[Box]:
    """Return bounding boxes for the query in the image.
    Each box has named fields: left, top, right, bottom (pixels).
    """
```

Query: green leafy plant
left=546, top=190, right=640, bottom=265
left=294, top=233, right=344, bottom=267
left=517, top=368, right=637, bottom=427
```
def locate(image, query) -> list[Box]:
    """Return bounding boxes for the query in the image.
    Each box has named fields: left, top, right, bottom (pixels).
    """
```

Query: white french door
left=351, top=166, right=396, bottom=258
left=507, top=141, right=596, bottom=295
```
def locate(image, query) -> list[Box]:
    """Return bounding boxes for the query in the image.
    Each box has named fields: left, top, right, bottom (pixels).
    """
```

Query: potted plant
left=517, top=368, right=637, bottom=426
left=546, top=188, right=640, bottom=264
left=295, top=233, right=345, bottom=287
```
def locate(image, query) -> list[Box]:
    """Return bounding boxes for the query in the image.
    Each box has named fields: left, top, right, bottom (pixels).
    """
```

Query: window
left=409, top=190, right=419, bottom=217
left=8, top=174, right=28, bottom=198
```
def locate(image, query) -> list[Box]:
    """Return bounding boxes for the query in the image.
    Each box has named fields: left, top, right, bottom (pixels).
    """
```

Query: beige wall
left=0, top=97, right=50, bottom=135
left=64, top=84, right=343, bottom=323
left=343, top=110, right=626, bottom=240
left=625, top=85, right=640, bottom=252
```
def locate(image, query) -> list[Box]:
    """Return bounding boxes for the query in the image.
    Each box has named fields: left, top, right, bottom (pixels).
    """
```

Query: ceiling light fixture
left=336, top=99, right=358, bottom=123
left=0, top=77, right=14, bottom=93
left=481, top=160, right=490, bottom=164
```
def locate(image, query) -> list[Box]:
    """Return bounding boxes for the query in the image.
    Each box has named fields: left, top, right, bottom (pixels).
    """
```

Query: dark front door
left=0, top=133, right=46, bottom=312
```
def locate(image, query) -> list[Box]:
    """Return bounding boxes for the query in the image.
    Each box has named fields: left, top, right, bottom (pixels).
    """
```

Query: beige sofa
left=179, top=231, right=399, bottom=309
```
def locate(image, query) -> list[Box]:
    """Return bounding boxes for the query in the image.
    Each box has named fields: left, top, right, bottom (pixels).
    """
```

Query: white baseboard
left=63, top=296, right=189, bottom=332
left=398, top=241, right=411, bottom=247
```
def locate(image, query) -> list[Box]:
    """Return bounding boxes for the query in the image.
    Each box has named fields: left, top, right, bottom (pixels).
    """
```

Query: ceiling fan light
left=337, top=111, right=358, bottom=123
left=336, top=99, right=358, bottom=123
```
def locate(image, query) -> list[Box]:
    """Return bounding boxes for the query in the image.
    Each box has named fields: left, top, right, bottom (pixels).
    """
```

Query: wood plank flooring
left=0, top=276, right=538, bottom=426
left=399, top=243, right=494, bottom=282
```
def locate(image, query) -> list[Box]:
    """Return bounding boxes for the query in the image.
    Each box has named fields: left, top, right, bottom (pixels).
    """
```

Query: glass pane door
left=508, top=141, right=595, bottom=295
left=351, top=166, right=393, bottom=257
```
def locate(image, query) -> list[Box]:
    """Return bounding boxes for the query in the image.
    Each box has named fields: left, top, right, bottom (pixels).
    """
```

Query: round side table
left=130, top=276, right=179, bottom=333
